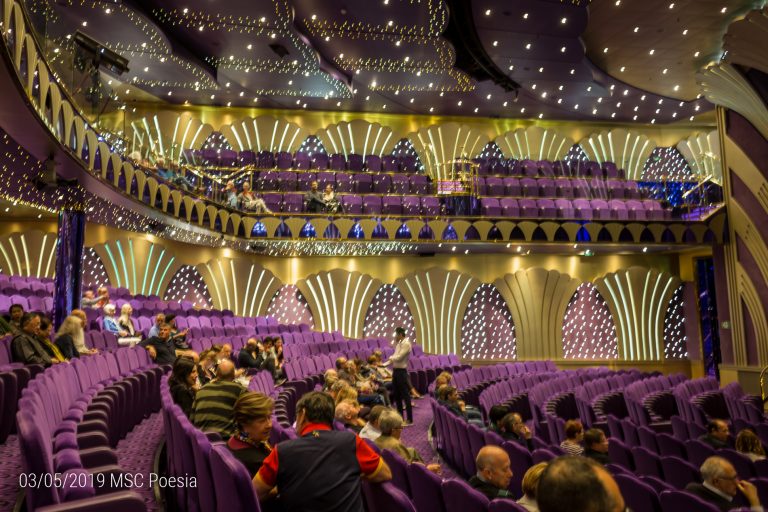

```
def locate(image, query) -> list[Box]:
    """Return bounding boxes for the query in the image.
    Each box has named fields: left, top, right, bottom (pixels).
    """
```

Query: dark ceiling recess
left=269, top=43, right=290, bottom=59
left=443, top=0, right=521, bottom=93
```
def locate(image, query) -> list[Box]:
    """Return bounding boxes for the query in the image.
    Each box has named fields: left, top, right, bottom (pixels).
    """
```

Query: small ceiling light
left=682, top=29, right=688, bottom=35
left=520, top=107, right=526, bottom=113
left=82, top=21, right=87, bottom=27
left=538, top=67, right=544, bottom=73
left=105, top=8, right=111, bottom=14
left=247, top=44, right=252, bottom=50
left=270, top=33, right=276, bottom=39
left=673, top=85, right=680, bottom=91
left=509, top=65, right=514, bottom=71
left=649, top=49, right=655, bottom=55
left=198, top=25, right=204, bottom=31
left=720, top=6, right=727, bottom=13
left=143, top=66, right=149, bottom=72
left=493, top=40, right=498, bottom=46
left=485, top=9, right=492, bottom=15
left=558, top=85, right=564, bottom=90
left=541, top=91, right=547, bottom=98
left=574, top=104, right=579, bottom=109
left=561, top=17, right=567, bottom=24
left=525, top=43, right=531, bottom=50
left=486, top=93, right=492, bottom=99
left=603, top=47, right=609, bottom=53
left=474, top=107, right=479, bottom=113
left=457, top=100, right=462, bottom=106
left=183, top=8, right=188, bottom=14
left=561, top=46, right=566, bottom=53
left=633, top=115, right=638, bottom=120
left=523, top=12, right=529, bottom=19
left=387, top=20, right=393, bottom=26
left=662, top=68, right=668, bottom=74
left=259, top=16, right=266, bottom=22
left=634, top=26, right=639, bottom=33
left=538, top=113, right=544, bottom=119
left=311, top=14, right=317, bottom=20
left=620, top=66, right=626, bottom=72
left=410, top=98, right=414, bottom=103
left=694, top=51, right=700, bottom=57
left=395, top=40, right=401, bottom=46
left=641, top=95, right=646, bottom=100
left=429, top=107, right=434, bottom=112
left=570, top=69, right=575, bottom=75
left=669, top=2, right=674, bottom=8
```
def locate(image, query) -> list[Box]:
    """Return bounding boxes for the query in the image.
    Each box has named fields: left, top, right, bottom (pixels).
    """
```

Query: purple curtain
left=53, top=209, right=85, bottom=329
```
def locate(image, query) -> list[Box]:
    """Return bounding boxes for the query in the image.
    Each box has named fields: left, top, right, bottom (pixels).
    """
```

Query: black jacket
left=468, top=475, right=512, bottom=500
left=684, top=483, right=734, bottom=511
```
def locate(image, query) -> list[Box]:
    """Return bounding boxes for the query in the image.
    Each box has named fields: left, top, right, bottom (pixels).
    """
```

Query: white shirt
left=359, top=422, right=381, bottom=441
left=703, top=481, right=763, bottom=512
left=387, top=338, right=412, bottom=369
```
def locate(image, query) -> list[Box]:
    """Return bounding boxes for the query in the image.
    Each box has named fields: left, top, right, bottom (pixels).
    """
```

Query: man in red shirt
left=253, top=391, right=391, bottom=512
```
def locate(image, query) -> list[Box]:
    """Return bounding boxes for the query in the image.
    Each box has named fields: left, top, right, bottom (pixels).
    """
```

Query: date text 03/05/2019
left=19, top=472, right=197, bottom=489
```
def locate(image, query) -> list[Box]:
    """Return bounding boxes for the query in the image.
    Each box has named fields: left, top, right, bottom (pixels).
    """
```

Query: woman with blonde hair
left=55, top=315, right=84, bottom=359
left=517, top=462, right=548, bottom=511
left=227, top=391, right=274, bottom=476
left=114, top=303, right=142, bottom=346
left=736, top=429, right=766, bottom=461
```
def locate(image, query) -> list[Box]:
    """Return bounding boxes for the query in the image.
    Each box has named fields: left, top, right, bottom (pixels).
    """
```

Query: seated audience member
left=253, top=391, right=392, bottom=509
left=469, top=445, right=514, bottom=499
left=55, top=315, right=84, bottom=359
left=117, top=304, right=142, bottom=344
left=736, top=429, right=766, bottom=461
left=304, top=180, right=326, bottom=213
left=583, top=428, right=610, bottom=465
left=218, top=343, right=236, bottom=363
left=518, top=462, right=548, bottom=512
left=274, top=337, right=284, bottom=368
left=11, top=313, right=54, bottom=366
left=95, top=286, right=110, bottom=308
left=169, top=357, right=199, bottom=418
left=140, top=323, right=196, bottom=365
left=438, top=385, right=484, bottom=425
left=323, top=183, right=342, bottom=214
left=323, top=369, right=339, bottom=392
left=224, top=180, right=239, bottom=208
left=36, top=316, right=66, bottom=363
left=239, top=182, right=272, bottom=213
left=375, top=409, right=441, bottom=473
left=685, top=456, right=761, bottom=512
left=432, top=371, right=452, bottom=396
left=538, top=456, right=625, bottom=512
left=228, top=391, right=274, bottom=477
left=191, top=360, right=245, bottom=437
left=148, top=313, right=165, bottom=339
left=238, top=338, right=262, bottom=369
left=80, top=289, right=99, bottom=308
left=256, top=337, right=282, bottom=380
left=700, top=419, right=732, bottom=449
left=499, top=412, right=534, bottom=450
left=70, top=309, right=98, bottom=355
left=489, top=404, right=510, bottom=433
left=359, top=405, right=386, bottom=441
left=102, top=304, right=126, bottom=337
left=560, top=420, right=585, bottom=456
left=165, top=314, right=189, bottom=349
left=335, top=399, right=366, bottom=433
left=6, top=303, right=24, bottom=333
left=197, top=348, right=219, bottom=385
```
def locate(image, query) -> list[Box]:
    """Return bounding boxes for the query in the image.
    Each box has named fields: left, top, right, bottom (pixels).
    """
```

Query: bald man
left=191, top=359, right=246, bottom=437
left=469, top=446, right=514, bottom=499
left=538, top=456, right=625, bottom=512
left=686, top=456, right=761, bottom=511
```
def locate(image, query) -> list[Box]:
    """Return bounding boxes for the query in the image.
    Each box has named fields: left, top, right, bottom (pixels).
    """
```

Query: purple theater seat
left=421, top=196, right=441, bottom=216
left=538, top=160, right=554, bottom=176
left=380, top=449, right=412, bottom=497
left=660, top=490, right=720, bottom=512
left=239, top=150, right=256, bottom=166
left=407, top=462, right=445, bottom=512
left=626, top=200, right=647, bottom=220
left=537, top=199, right=557, bottom=218
left=521, top=159, right=538, bottom=177
left=554, top=198, right=574, bottom=218
left=488, top=500, right=528, bottom=512
left=608, top=438, right=635, bottom=470
left=632, top=446, right=663, bottom=478
left=208, top=445, right=261, bottom=510
left=520, top=177, right=539, bottom=197
left=503, top=177, right=521, bottom=196
left=402, top=196, right=421, bottom=216
left=283, top=193, right=304, bottom=213
left=294, top=153, right=311, bottom=170
left=391, top=174, right=410, bottom=194
left=342, top=195, right=363, bottom=214
left=363, top=196, right=383, bottom=215
left=573, top=199, right=593, bottom=220
left=410, top=175, right=431, bottom=195
left=626, top=181, right=642, bottom=199
left=481, top=198, right=502, bottom=216
left=607, top=180, right=625, bottom=199
left=660, top=456, right=700, bottom=489
left=276, top=151, right=293, bottom=169
left=643, top=200, right=666, bottom=220
left=316, top=171, right=336, bottom=189
left=374, top=174, right=392, bottom=194
left=262, top=193, right=283, bottom=213
left=585, top=161, right=603, bottom=177
left=312, top=153, right=329, bottom=170
left=220, top=149, right=238, bottom=167
left=590, top=199, right=611, bottom=220
left=362, top=481, right=416, bottom=512
left=383, top=196, right=403, bottom=215
left=277, top=171, right=297, bottom=191
left=603, top=161, right=619, bottom=178
left=258, top=171, right=278, bottom=191
left=347, top=154, right=364, bottom=171
left=539, top=178, right=556, bottom=197
left=354, top=173, right=373, bottom=193
left=609, top=199, right=629, bottom=220
left=382, top=155, right=399, bottom=172
left=571, top=179, right=590, bottom=198
left=519, top=199, right=539, bottom=218
left=486, top=177, right=505, bottom=196
left=401, top=155, right=418, bottom=173
left=473, top=177, right=487, bottom=195
left=365, top=155, right=382, bottom=172
left=614, top=474, right=662, bottom=512
left=500, top=198, right=519, bottom=217
left=442, top=479, right=489, bottom=512
left=335, top=173, right=353, bottom=192
left=329, top=153, right=346, bottom=171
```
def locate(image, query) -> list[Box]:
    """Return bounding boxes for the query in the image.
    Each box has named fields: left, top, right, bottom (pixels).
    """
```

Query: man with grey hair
left=538, top=456, right=624, bottom=512
left=685, top=456, right=762, bottom=511
left=469, top=445, right=514, bottom=499
left=148, top=313, right=165, bottom=338
left=375, top=409, right=441, bottom=473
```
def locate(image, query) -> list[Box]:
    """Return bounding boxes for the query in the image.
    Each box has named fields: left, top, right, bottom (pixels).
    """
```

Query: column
left=53, top=208, right=86, bottom=329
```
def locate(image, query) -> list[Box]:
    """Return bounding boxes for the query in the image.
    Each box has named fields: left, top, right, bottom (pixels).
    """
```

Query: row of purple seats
left=672, top=377, right=724, bottom=425
left=723, top=382, right=765, bottom=425
left=528, top=370, right=613, bottom=427
left=574, top=371, right=649, bottom=427
left=477, top=176, right=642, bottom=199
left=480, top=198, right=668, bottom=220
left=340, top=194, right=442, bottom=216
left=282, top=331, right=345, bottom=345
left=623, top=373, right=688, bottom=426
left=0, top=274, right=54, bottom=284
left=252, top=170, right=431, bottom=195
left=478, top=373, right=554, bottom=421
left=476, top=158, right=624, bottom=179
left=283, top=338, right=389, bottom=358
left=0, top=280, right=54, bottom=294
left=18, top=346, right=162, bottom=510
left=0, top=294, right=54, bottom=314
left=0, top=335, right=40, bottom=444
left=444, top=361, right=556, bottom=409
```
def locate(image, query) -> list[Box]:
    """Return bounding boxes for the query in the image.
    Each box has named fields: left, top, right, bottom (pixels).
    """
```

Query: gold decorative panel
left=0, top=230, right=57, bottom=278
left=128, top=112, right=214, bottom=163
left=676, top=130, right=722, bottom=184
left=698, top=63, right=768, bottom=140
left=316, top=119, right=398, bottom=158
left=494, top=126, right=574, bottom=161
left=407, top=122, right=489, bottom=180
left=578, top=129, right=656, bottom=180
left=219, top=115, right=308, bottom=154
left=196, top=258, right=283, bottom=316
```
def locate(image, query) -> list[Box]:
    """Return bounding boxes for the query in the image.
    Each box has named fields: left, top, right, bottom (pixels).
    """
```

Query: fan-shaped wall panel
left=267, top=284, right=314, bottom=327
left=164, top=265, right=213, bottom=308
left=494, top=269, right=580, bottom=360
left=295, top=270, right=382, bottom=338
left=562, top=283, right=618, bottom=359
left=0, top=230, right=57, bottom=278
left=196, top=258, right=283, bottom=316
left=219, top=115, right=309, bottom=154
left=578, top=129, right=656, bottom=180
left=723, top=9, right=768, bottom=76
left=460, top=284, right=517, bottom=360
left=363, top=284, right=415, bottom=344
left=676, top=131, right=722, bottom=184
left=129, top=112, right=214, bottom=164
left=92, top=238, right=182, bottom=297
left=394, top=268, right=480, bottom=355
left=594, top=267, right=681, bottom=361
left=317, top=119, right=397, bottom=158
left=495, top=126, right=573, bottom=161
left=407, top=123, right=490, bottom=181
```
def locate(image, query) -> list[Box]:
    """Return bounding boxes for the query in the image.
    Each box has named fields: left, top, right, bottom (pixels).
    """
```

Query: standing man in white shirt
left=386, top=327, right=413, bottom=425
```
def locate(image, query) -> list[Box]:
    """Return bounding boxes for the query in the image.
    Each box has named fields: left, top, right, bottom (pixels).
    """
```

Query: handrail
left=682, top=175, right=713, bottom=199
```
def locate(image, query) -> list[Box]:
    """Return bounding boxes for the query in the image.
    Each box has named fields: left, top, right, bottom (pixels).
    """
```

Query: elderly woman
left=55, top=315, right=85, bottom=359
left=238, top=182, right=272, bottom=214
left=375, top=410, right=441, bottom=473
left=224, top=180, right=239, bottom=208
left=560, top=419, right=585, bottom=456
left=335, top=399, right=366, bottom=433
left=102, top=304, right=122, bottom=335
left=70, top=309, right=98, bottom=355
left=116, top=304, right=142, bottom=346
left=517, top=462, right=548, bottom=512
left=227, top=391, right=274, bottom=477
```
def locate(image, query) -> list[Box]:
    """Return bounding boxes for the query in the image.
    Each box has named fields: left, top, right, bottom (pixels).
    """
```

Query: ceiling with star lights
left=24, top=0, right=761, bottom=124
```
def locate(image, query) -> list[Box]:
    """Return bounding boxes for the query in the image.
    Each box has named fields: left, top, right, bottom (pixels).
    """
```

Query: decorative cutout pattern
left=664, top=285, right=688, bottom=359
left=407, top=123, right=489, bottom=181
left=129, top=112, right=214, bottom=164
left=562, top=283, right=618, bottom=359
left=164, top=265, right=212, bottom=308
left=81, top=247, right=109, bottom=289
left=642, top=147, right=694, bottom=182
left=460, top=284, right=517, bottom=360
left=676, top=131, right=722, bottom=184
left=91, top=238, right=181, bottom=296
left=267, top=284, right=314, bottom=327
left=363, top=284, right=415, bottom=343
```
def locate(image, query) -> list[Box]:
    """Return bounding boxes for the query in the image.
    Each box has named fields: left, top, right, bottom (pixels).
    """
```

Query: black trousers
left=392, top=368, right=413, bottom=422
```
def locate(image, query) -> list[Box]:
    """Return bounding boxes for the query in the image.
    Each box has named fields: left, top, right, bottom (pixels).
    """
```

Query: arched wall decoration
left=267, top=284, right=314, bottom=328
left=723, top=8, right=768, bottom=77
left=697, top=62, right=768, bottom=141
left=164, top=265, right=213, bottom=308
left=363, top=284, right=415, bottom=344
left=578, top=129, right=657, bottom=180
left=676, top=131, right=723, bottom=184
left=295, top=269, right=382, bottom=338
left=81, top=247, right=109, bottom=289
left=0, top=230, right=57, bottom=278
left=641, top=147, right=694, bottom=182
left=593, top=266, right=681, bottom=361
left=562, top=283, right=618, bottom=359
left=316, top=119, right=398, bottom=158
left=394, top=268, right=480, bottom=355
left=91, top=237, right=182, bottom=297
left=494, top=268, right=580, bottom=360
left=407, top=122, right=489, bottom=181
left=129, top=112, right=214, bottom=164
left=494, top=126, right=574, bottom=162
left=460, top=283, right=517, bottom=360
left=196, top=258, right=283, bottom=316
left=663, top=284, right=688, bottom=359
left=219, top=115, right=309, bottom=155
